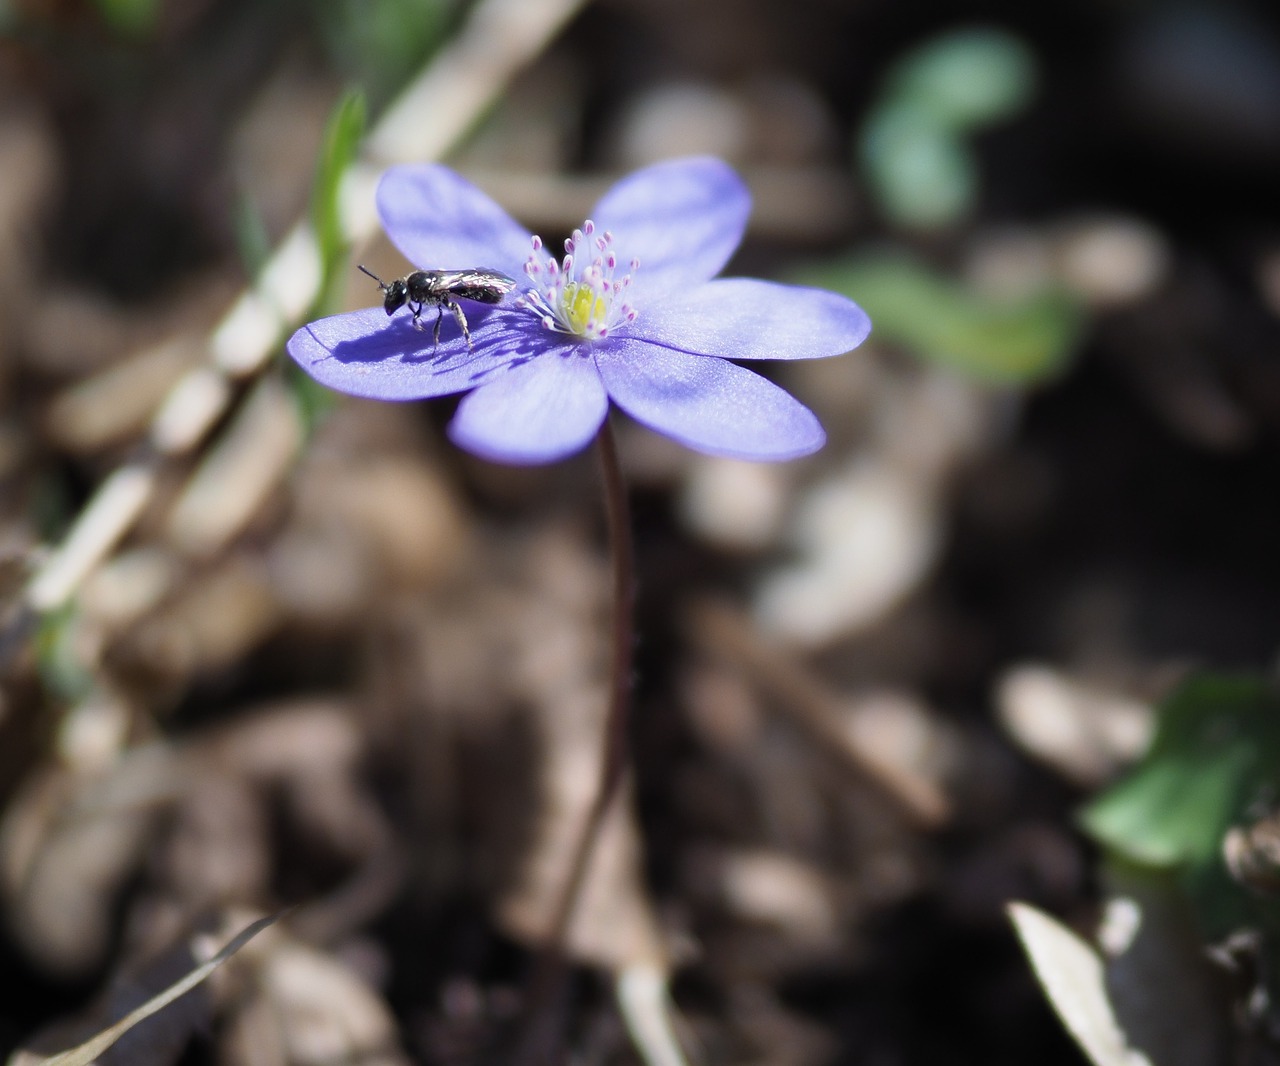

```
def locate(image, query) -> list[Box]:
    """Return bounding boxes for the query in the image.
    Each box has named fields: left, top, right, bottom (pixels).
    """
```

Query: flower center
left=516, top=221, right=639, bottom=341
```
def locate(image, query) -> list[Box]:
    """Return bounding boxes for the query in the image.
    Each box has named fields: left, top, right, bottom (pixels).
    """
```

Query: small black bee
left=359, top=264, right=517, bottom=351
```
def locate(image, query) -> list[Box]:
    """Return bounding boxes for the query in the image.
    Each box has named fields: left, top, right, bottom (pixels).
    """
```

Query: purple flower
left=288, top=157, right=870, bottom=465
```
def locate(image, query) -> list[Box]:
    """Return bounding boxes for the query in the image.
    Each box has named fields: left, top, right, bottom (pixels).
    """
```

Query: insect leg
left=446, top=299, right=473, bottom=352
left=409, top=302, right=425, bottom=331
left=432, top=306, right=444, bottom=348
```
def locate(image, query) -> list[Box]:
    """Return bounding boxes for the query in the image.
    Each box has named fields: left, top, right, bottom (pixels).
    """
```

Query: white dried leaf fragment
left=1008, top=901, right=1152, bottom=1066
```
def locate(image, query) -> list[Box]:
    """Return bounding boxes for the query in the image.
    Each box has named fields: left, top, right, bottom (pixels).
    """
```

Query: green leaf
left=232, top=192, right=273, bottom=284
left=856, top=27, right=1038, bottom=231
left=34, top=603, right=94, bottom=705
left=285, top=359, right=338, bottom=434
left=94, top=0, right=160, bottom=37
left=310, top=88, right=367, bottom=305
left=887, top=27, right=1038, bottom=131
left=860, top=104, right=976, bottom=229
left=798, top=251, right=1082, bottom=384
left=1082, top=675, right=1280, bottom=868
left=290, top=90, right=366, bottom=433
left=1081, top=674, right=1280, bottom=938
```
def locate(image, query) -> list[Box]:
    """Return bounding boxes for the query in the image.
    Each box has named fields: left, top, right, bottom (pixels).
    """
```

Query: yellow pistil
left=562, top=282, right=608, bottom=335
left=519, top=223, right=639, bottom=340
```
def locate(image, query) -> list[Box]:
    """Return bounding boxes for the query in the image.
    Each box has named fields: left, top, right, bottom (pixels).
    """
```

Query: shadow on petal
left=288, top=304, right=561, bottom=402
left=324, top=305, right=517, bottom=366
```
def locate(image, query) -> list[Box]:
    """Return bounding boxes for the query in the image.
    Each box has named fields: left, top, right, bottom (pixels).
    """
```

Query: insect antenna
left=357, top=264, right=388, bottom=292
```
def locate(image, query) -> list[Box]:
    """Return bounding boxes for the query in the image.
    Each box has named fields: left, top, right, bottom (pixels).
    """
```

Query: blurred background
left=1, top=0, right=1280, bottom=1062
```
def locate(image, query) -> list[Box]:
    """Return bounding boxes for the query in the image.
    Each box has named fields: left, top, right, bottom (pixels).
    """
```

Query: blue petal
left=286, top=306, right=538, bottom=401
left=590, top=157, right=750, bottom=300
left=627, top=277, right=871, bottom=360
left=595, top=340, right=825, bottom=461
left=377, top=165, right=533, bottom=273
left=448, top=349, right=609, bottom=464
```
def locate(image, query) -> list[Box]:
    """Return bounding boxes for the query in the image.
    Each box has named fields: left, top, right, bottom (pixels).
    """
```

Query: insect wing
left=440, top=269, right=517, bottom=304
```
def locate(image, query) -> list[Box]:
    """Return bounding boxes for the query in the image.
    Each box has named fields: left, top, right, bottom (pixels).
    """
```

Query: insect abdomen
left=450, top=283, right=510, bottom=303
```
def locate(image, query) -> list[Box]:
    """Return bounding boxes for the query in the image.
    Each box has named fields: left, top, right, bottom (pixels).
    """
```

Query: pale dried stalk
left=9, top=913, right=281, bottom=1066
left=166, top=376, right=304, bottom=558
left=22, top=0, right=590, bottom=617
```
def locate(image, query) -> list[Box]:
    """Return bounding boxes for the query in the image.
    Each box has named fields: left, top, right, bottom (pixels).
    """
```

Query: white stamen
left=519, top=226, right=641, bottom=340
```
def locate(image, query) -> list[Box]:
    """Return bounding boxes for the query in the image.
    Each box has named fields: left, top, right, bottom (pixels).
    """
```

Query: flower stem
left=515, top=417, right=635, bottom=1063
left=593, top=415, right=637, bottom=844
left=546, top=417, right=636, bottom=943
